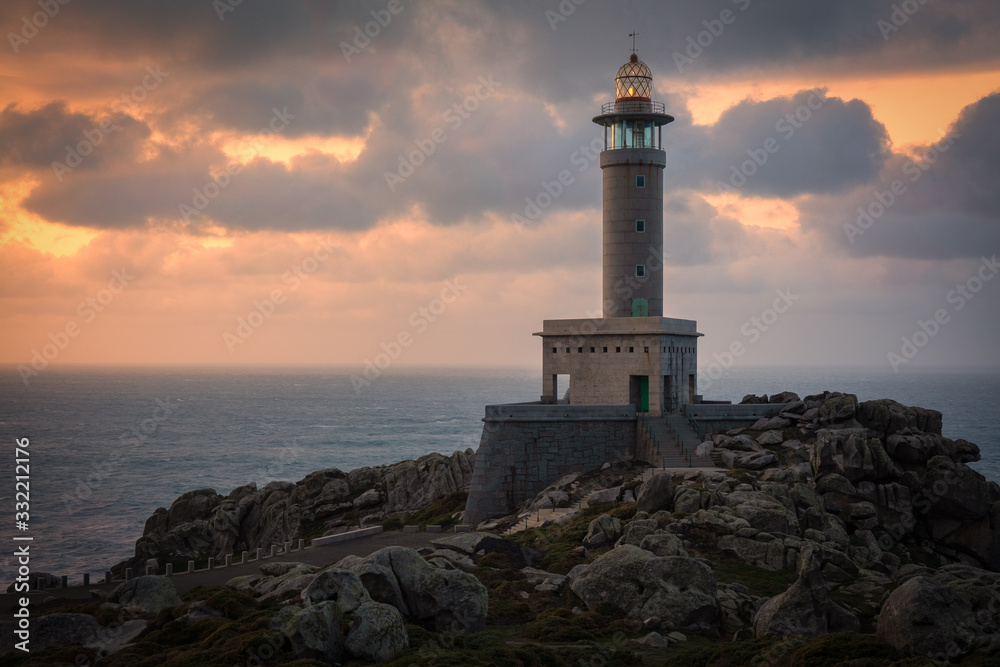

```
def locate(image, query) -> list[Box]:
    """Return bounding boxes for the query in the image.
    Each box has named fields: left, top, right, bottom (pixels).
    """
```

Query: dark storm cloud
left=0, top=102, right=150, bottom=172
left=801, top=93, right=1000, bottom=260
left=678, top=89, right=892, bottom=198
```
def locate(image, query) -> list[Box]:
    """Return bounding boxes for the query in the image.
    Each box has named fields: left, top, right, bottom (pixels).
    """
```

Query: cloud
left=801, top=92, right=1000, bottom=259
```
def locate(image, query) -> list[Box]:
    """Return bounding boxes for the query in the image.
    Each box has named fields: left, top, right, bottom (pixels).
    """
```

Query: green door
left=631, top=298, right=649, bottom=317
left=639, top=377, right=649, bottom=411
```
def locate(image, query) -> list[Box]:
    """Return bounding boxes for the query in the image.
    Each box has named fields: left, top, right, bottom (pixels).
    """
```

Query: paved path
left=0, top=531, right=439, bottom=617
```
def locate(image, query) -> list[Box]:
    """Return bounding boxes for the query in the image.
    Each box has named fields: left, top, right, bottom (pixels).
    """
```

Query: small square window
left=616, top=347, right=621, bottom=353
left=578, top=347, right=583, bottom=353
left=552, top=347, right=557, bottom=353
left=629, top=346, right=634, bottom=353
left=603, top=346, right=608, bottom=353
left=590, top=347, right=595, bottom=353
left=565, top=347, right=570, bottom=353
left=636, top=174, right=645, bottom=188
left=635, top=219, right=645, bottom=233
left=636, top=265, right=645, bottom=278
left=644, top=346, right=649, bottom=353
left=662, top=346, right=666, bottom=352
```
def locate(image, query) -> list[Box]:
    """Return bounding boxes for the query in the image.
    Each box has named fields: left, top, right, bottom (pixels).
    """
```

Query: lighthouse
left=535, top=49, right=702, bottom=415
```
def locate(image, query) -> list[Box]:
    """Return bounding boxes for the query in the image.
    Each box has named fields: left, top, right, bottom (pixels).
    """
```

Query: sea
left=0, top=364, right=997, bottom=583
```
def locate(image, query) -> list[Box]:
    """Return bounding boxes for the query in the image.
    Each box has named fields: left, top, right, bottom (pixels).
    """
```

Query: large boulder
left=345, top=601, right=410, bottom=663
left=752, top=547, right=859, bottom=638
left=856, top=399, right=942, bottom=439
left=616, top=518, right=660, bottom=547
left=639, top=531, right=689, bottom=558
left=357, top=546, right=487, bottom=634
left=284, top=601, right=344, bottom=663
left=112, top=575, right=181, bottom=614
left=877, top=564, right=1000, bottom=662
left=430, top=532, right=535, bottom=569
left=636, top=473, right=674, bottom=513
left=301, top=567, right=371, bottom=613
left=569, top=545, right=718, bottom=631
left=583, top=514, right=623, bottom=547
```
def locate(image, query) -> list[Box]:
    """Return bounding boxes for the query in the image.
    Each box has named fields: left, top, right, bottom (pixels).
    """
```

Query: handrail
left=600, top=100, right=666, bottom=115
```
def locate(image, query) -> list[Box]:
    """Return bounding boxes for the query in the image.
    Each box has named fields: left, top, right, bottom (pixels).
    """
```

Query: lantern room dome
left=615, top=53, right=652, bottom=102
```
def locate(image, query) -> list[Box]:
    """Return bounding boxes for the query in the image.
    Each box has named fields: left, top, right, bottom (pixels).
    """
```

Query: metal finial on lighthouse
left=629, top=31, right=639, bottom=55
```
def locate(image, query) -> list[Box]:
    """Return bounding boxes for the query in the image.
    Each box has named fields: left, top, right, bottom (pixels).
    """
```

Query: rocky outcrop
left=636, top=472, right=674, bottom=513
left=348, top=546, right=488, bottom=634
left=583, top=513, right=623, bottom=547
left=345, top=601, right=410, bottom=663
left=116, top=449, right=475, bottom=573
left=877, top=564, right=1000, bottom=662
left=284, top=601, right=344, bottom=663
left=752, top=547, right=859, bottom=638
left=569, top=544, right=719, bottom=631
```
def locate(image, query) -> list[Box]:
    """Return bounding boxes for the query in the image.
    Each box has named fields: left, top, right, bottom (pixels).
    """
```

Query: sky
left=1, top=0, right=999, bottom=379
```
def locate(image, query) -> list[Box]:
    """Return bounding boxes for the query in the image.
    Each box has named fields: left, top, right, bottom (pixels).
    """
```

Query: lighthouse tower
left=535, top=50, right=701, bottom=415
left=592, top=53, right=674, bottom=319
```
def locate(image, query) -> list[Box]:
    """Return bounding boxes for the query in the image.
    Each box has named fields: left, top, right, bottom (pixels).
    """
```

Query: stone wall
left=464, top=404, right=636, bottom=526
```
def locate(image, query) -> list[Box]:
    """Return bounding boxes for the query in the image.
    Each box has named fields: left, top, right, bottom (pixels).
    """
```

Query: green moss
left=476, top=551, right=512, bottom=569
left=786, top=633, right=904, bottom=667
left=382, top=516, right=404, bottom=531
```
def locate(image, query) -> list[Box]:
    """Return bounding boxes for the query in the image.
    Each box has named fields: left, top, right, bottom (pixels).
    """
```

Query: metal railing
left=600, top=100, right=667, bottom=115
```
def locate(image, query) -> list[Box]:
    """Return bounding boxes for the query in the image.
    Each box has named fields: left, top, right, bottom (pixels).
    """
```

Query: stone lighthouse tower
left=592, top=53, right=674, bottom=319
left=535, top=50, right=701, bottom=415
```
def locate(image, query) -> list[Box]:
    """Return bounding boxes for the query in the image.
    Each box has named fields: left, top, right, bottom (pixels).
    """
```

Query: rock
left=756, top=430, right=784, bottom=446
left=770, top=391, right=800, bottom=404
left=583, top=513, right=623, bottom=547
left=667, top=630, right=688, bottom=641
left=738, top=452, right=777, bottom=470
left=301, top=567, right=372, bottom=613
left=732, top=497, right=798, bottom=535
left=617, top=519, right=659, bottom=546
left=587, top=486, right=622, bottom=505
left=284, top=601, right=345, bottom=663
left=427, top=549, right=475, bottom=569
left=877, top=565, right=1000, bottom=662
left=721, top=435, right=760, bottom=452
left=345, top=601, right=409, bottom=663
left=353, top=488, right=381, bottom=509
left=116, top=449, right=476, bottom=575
left=357, top=546, right=488, bottom=634
left=741, top=394, right=769, bottom=404
left=245, top=563, right=319, bottom=599
left=639, top=531, right=689, bottom=558
left=856, top=398, right=942, bottom=438
left=818, top=394, right=858, bottom=426
left=636, top=473, right=674, bottom=513
left=112, top=575, right=181, bottom=614
left=752, top=547, right=859, bottom=638
left=635, top=631, right=668, bottom=647
left=695, top=441, right=714, bottom=457
left=569, top=545, right=718, bottom=631
left=674, top=487, right=702, bottom=514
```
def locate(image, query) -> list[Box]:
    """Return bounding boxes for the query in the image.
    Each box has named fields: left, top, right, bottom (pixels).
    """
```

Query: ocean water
left=0, top=364, right=997, bottom=581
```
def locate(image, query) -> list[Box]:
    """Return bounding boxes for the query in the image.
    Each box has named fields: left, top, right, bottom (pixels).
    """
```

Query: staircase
left=665, top=413, right=702, bottom=452
left=640, top=413, right=694, bottom=467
